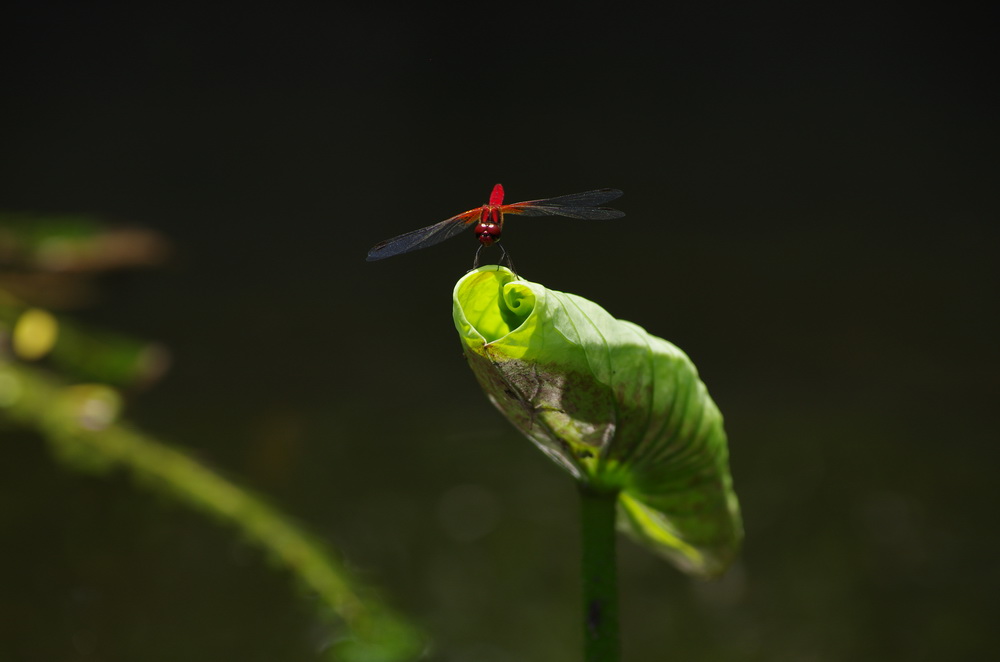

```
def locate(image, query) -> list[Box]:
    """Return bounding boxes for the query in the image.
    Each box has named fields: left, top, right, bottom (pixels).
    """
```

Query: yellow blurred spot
left=12, top=308, right=59, bottom=361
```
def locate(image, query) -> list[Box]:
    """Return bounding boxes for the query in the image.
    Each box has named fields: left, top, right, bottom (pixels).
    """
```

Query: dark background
left=1, top=2, right=996, bottom=661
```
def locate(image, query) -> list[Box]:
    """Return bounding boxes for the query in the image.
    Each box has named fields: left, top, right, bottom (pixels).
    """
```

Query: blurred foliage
left=0, top=213, right=169, bottom=274
left=0, top=213, right=170, bottom=310
left=0, top=217, right=425, bottom=661
left=1, top=302, right=170, bottom=387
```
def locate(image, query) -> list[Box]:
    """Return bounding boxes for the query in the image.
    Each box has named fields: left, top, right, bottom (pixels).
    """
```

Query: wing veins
left=366, top=210, right=479, bottom=261
left=505, top=205, right=625, bottom=220
left=511, top=188, right=623, bottom=208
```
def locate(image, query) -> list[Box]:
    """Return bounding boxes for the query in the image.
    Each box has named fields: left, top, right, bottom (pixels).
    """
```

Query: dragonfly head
left=475, top=206, right=503, bottom=246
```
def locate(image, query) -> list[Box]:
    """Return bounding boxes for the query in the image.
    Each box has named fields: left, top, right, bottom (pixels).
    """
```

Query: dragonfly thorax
left=474, top=206, right=503, bottom=246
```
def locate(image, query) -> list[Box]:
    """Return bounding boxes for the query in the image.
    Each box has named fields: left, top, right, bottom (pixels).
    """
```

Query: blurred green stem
left=0, top=360, right=423, bottom=661
left=580, top=485, right=620, bottom=662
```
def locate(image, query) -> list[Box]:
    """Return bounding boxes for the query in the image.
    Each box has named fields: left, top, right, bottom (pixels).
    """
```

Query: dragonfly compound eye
left=475, top=222, right=502, bottom=246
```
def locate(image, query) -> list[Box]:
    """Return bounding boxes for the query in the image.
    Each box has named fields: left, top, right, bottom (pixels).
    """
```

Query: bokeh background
left=1, top=2, right=996, bottom=661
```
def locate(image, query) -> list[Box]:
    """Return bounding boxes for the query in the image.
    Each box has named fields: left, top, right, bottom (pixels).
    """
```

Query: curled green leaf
left=453, top=267, right=742, bottom=577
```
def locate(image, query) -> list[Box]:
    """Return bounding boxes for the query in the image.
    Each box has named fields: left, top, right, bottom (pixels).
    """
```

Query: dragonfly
left=365, top=183, right=625, bottom=262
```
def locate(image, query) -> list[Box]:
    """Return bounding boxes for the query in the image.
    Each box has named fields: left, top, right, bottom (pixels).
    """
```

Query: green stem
left=579, top=485, right=620, bottom=662
left=0, top=360, right=425, bottom=660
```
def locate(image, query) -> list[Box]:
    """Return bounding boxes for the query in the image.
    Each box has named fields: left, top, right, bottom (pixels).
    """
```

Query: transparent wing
left=366, top=210, right=480, bottom=261
left=504, top=188, right=624, bottom=219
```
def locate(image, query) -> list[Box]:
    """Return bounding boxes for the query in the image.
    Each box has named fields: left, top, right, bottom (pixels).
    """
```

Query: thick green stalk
left=580, top=485, right=620, bottom=662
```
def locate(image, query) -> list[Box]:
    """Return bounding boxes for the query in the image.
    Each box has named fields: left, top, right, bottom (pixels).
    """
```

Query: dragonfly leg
left=498, top=243, right=518, bottom=276
left=471, top=244, right=486, bottom=270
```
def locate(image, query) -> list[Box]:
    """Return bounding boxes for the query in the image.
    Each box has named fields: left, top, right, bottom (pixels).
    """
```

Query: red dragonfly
left=365, top=183, right=624, bottom=261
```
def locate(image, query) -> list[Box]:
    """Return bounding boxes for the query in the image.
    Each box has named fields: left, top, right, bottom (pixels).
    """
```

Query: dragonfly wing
left=505, top=205, right=625, bottom=220
left=366, top=210, right=479, bottom=261
left=504, top=188, right=625, bottom=219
